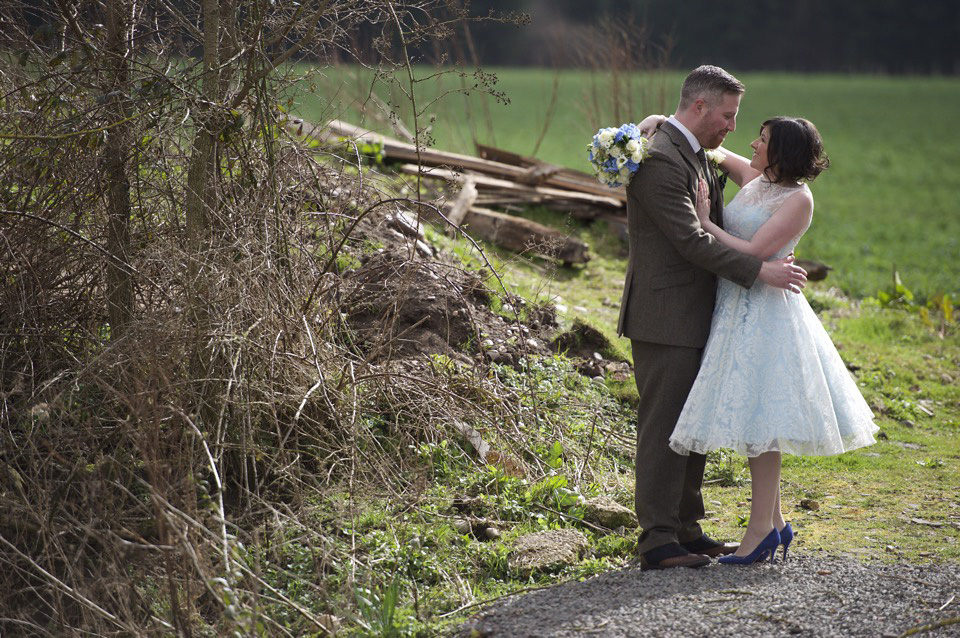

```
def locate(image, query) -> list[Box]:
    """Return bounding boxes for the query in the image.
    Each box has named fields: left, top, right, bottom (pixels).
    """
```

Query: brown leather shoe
left=681, top=534, right=739, bottom=558
left=639, top=553, right=711, bottom=571
left=638, top=543, right=711, bottom=571
left=697, top=543, right=738, bottom=558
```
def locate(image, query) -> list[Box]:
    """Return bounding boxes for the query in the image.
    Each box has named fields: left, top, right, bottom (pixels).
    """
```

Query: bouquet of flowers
left=587, top=123, right=651, bottom=187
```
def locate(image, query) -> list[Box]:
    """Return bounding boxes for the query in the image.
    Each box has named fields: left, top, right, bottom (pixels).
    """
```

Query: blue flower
left=625, top=159, right=639, bottom=172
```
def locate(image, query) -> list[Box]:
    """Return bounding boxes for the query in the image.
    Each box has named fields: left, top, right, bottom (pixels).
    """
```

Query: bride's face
left=750, top=127, right=771, bottom=173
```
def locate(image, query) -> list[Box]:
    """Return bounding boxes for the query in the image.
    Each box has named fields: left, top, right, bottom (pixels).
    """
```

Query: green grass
left=702, top=302, right=960, bottom=562
left=295, top=67, right=960, bottom=299
left=282, top=65, right=960, bottom=634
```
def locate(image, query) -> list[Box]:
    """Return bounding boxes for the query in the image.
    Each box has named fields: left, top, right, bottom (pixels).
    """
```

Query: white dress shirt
left=666, top=116, right=702, bottom=154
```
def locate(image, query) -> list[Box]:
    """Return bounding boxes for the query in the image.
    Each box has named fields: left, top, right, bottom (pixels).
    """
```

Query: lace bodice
left=724, top=178, right=811, bottom=260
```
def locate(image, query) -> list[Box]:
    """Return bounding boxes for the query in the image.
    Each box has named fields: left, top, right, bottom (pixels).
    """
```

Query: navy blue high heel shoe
left=717, top=529, right=781, bottom=565
left=778, top=522, right=794, bottom=562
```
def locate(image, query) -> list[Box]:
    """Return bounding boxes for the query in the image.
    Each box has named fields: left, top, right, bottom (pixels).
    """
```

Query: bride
left=641, top=114, right=878, bottom=564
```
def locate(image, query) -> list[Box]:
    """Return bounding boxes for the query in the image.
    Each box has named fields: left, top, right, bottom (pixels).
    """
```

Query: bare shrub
left=0, top=1, right=530, bottom=634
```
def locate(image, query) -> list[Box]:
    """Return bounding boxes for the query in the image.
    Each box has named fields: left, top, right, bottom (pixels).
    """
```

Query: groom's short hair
left=679, top=65, right=745, bottom=110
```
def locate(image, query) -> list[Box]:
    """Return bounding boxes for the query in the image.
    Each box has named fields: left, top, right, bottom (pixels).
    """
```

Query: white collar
left=667, top=116, right=702, bottom=154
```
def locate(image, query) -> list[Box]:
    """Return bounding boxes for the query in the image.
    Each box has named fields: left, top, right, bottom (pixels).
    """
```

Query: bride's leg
left=773, top=478, right=786, bottom=531
left=734, top=451, right=782, bottom=556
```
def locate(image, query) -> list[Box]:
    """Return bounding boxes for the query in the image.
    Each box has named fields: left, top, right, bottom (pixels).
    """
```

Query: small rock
left=592, top=352, right=603, bottom=361
left=508, top=529, right=589, bottom=576
left=555, top=304, right=568, bottom=314
left=453, top=519, right=472, bottom=535
left=941, top=373, right=954, bottom=384
left=800, top=498, right=820, bottom=511
left=29, top=403, right=50, bottom=423
left=484, top=527, right=501, bottom=540
left=583, top=496, right=639, bottom=529
left=892, top=441, right=922, bottom=450
left=415, top=239, right=435, bottom=258
left=525, top=338, right=540, bottom=349
left=573, top=305, right=587, bottom=313
left=877, top=431, right=888, bottom=440
left=910, top=517, right=943, bottom=527
left=481, top=339, right=494, bottom=348
left=591, top=376, right=605, bottom=385
left=816, top=569, right=833, bottom=575
left=901, top=419, right=916, bottom=428
left=501, top=303, right=514, bottom=314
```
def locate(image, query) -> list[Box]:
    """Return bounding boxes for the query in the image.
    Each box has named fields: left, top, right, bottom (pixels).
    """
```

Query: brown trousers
left=631, top=340, right=707, bottom=554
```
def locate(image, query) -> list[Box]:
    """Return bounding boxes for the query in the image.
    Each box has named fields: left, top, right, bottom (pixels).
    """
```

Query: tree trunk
left=185, top=0, right=220, bottom=265
left=185, top=0, right=221, bottom=419
left=103, top=1, right=133, bottom=338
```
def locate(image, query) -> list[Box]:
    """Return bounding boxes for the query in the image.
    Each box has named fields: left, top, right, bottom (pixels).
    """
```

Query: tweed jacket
left=617, top=121, right=762, bottom=348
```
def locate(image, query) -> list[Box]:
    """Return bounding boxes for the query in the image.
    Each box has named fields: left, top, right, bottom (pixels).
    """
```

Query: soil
left=341, top=206, right=572, bottom=370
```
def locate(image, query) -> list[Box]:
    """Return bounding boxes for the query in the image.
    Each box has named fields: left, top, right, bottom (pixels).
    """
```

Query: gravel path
left=455, top=552, right=960, bottom=637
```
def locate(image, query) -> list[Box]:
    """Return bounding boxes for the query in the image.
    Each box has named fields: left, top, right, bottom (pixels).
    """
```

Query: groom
left=617, top=65, right=807, bottom=570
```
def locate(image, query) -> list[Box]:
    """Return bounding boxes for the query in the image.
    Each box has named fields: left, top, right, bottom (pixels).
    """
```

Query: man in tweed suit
left=618, top=66, right=807, bottom=570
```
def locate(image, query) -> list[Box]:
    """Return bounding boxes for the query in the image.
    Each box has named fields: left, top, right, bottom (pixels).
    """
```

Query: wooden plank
left=457, top=206, right=590, bottom=265
left=320, top=120, right=625, bottom=206
left=446, top=179, right=477, bottom=227
left=400, top=164, right=623, bottom=209
left=476, top=143, right=625, bottom=203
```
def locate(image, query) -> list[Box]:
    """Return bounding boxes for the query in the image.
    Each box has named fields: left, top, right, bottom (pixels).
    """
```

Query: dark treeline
left=462, top=0, right=960, bottom=74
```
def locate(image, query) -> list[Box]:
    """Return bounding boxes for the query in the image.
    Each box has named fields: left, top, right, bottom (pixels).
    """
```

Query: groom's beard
left=703, top=130, right=729, bottom=150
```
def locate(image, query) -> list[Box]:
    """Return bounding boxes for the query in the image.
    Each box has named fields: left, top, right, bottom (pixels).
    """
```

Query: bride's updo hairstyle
left=762, top=116, right=830, bottom=184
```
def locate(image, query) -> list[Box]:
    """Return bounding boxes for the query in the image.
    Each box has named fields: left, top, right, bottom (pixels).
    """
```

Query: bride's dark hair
left=762, top=116, right=830, bottom=184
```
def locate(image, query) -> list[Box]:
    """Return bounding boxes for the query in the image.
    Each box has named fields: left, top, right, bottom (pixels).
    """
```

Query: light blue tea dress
left=669, top=178, right=878, bottom=457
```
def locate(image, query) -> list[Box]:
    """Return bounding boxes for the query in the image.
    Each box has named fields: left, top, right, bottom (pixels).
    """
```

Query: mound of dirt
left=343, top=210, right=557, bottom=365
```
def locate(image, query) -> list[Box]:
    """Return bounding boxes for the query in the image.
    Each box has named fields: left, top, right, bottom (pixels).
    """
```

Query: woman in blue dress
left=666, top=117, right=878, bottom=564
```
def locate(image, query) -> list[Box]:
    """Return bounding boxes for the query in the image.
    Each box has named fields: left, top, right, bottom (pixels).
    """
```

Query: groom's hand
left=758, top=254, right=807, bottom=293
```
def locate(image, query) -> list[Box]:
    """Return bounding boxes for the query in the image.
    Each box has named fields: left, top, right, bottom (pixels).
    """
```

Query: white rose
left=625, top=139, right=640, bottom=153
left=609, top=146, right=622, bottom=159
left=631, top=152, right=644, bottom=164
left=598, top=130, right=615, bottom=147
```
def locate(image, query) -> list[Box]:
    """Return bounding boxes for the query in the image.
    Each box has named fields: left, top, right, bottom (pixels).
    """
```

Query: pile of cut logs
left=302, top=119, right=831, bottom=279
left=314, top=119, right=630, bottom=265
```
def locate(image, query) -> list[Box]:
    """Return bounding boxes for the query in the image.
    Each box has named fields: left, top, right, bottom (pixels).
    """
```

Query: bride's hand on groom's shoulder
left=637, top=114, right=667, bottom=138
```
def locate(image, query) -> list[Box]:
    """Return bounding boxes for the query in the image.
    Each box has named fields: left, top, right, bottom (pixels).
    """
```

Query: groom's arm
left=632, top=152, right=762, bottom=288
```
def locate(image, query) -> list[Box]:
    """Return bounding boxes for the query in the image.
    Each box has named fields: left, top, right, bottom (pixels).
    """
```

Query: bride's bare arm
left=637, top=114, right=667, bottom=138
left=694, top=179, right=813, bottom=260
left=715, top=146, right=762, bottom=188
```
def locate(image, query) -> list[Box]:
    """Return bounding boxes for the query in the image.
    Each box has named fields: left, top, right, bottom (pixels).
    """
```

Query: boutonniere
left=704, top=148, right=728, bottom=190
left=704, top=149, right=726, bottom=166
